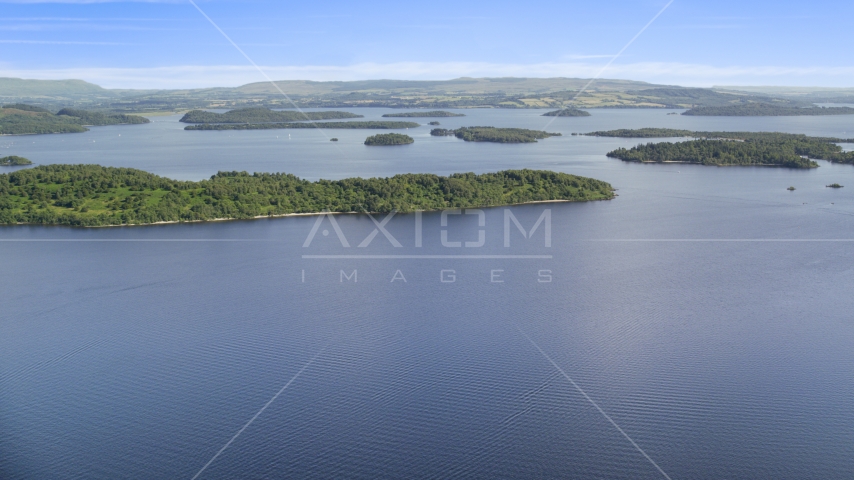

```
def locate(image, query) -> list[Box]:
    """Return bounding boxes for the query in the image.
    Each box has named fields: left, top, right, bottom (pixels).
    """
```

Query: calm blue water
left=2, top=109, right=854, bottom=479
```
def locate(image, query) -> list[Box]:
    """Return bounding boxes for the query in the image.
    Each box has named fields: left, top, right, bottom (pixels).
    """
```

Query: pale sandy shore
left=10, top=198, right=614, bottom=228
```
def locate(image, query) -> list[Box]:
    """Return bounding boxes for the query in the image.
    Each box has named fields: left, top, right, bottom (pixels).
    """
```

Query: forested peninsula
left=1, top=104, right=149, bottom=135
left=185, top=121, right=420, bottom=131
left=607, top=140, right=820, bottom=168
left=56, top=108, right=148, bottom=126
left=0, top=165, right=614, bottom=226
left=541, top=107, right=591, bottom=117
left=430, top=127, right=561, bottom=143
left=364, top=133, right=414, bottom=145
left=590, top=129, right=854, bottom=166
left=584, top=128, right=854, bottom=143
left=0, top=156, right=32, bottom=166
left=382, top=111, right=465, bottom=118
left=682, top=104, right=854, bottom=116
left=179, top=107, right=362, bottom=123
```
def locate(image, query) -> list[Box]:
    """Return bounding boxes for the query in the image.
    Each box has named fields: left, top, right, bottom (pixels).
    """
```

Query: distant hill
left=623, top=87, right=802, bottom=108
left=233, top=77, right=665, bottom=96
left=715, top=86, right=854, bottom=105
left=715, top=86, right=854, bottom=96
left=3, top=76, right=840, bottom=113
left=0, top=78, right=109, bottom=98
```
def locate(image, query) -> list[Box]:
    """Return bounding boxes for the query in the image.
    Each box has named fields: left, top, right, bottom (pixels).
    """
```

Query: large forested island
left=364, top=133, right=414, bottom=145
left=590, top=129, right=854, bottom=166
left=1, top=104, right=149, bottom=135
left=607, top=140, right=819, bottom=168
left=382, top=111, right=465, bottom=118
left=185, top=120, right=419, bottom=131
left=179, top=107, right=362, bottom=123
left=541, top=107, right=591, bottom=117
left=431, top=126, right=561, bottom=143
left=682, top=103, right=854, bottom=116
left=0, top=165, right=614, bottom=226
left=0, top=155, right=32, bottom=166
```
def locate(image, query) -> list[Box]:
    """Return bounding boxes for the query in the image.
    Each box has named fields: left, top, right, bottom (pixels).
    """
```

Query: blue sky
left=1, top=0, right=852, bottom=89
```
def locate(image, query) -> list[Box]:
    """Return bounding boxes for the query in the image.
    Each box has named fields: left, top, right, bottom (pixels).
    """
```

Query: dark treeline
left=185, top=121, right=420, bottom=131
left=179, top=108, right=362, bottom=123
left=0, top=164, right=614, bottom=226
left=541, top=107, right=591, bottom=117
left=2, top=104, right=52, bottom=113
left=590, top=129, right=854, bottom=165
left=682, top=103, right=854, bottom=116
left=382, top=111, right=465, bottom=118
left=364, top=133, right=414, bottom=145
left=584, top=128, right=854, bottom=143
left=431, top=126, right=561, bottom=143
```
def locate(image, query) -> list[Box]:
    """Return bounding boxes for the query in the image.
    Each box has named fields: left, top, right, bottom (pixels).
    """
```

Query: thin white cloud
left=0, top=17, right=179, bottom=21
left=0, top=39, right=136, bottom=44
left=563, top=55, right=618, bottom=60
left=670, top=24, right=743, bottom=29
left=2, top=61, right=853, bottom=89
left=0, top=24, right=164, bottom=30
left=0, top=1, right=181, bottom=3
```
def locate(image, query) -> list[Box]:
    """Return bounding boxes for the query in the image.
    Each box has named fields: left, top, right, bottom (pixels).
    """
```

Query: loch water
left=2, top=109, right=854, bottom=479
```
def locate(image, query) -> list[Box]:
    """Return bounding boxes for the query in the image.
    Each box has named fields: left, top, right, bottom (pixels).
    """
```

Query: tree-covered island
left=607, top=140, right=820, bottom=168
left=0, top=155, right=32, bottom=166
left=185, top=121, right=420, bottom=131
left=0, top=165, right=615, bottom=226
left=180, top=107, right=363, bottom=123
left=1, top=104, right=149, bottom=135
left=541, top=107, right=591, bottom=117
left=430, top=126, right=561, bottom=143
left=588, top=129, right=854, bottom=166
left=382, top=111, right=465, bottom=118
left=364, top=133, right=414, bottom=145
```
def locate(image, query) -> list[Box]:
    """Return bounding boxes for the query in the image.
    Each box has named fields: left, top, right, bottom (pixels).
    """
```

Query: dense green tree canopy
left=0, top=155, right=32, bottom=166
left=431, top=126, right=561, bottom=143
left=56, top=108, right=149, bottom=126
left=364, top=133, right=414, bottom=145
left=590, top=129, right=854, bottom=165
left=541, top=107, right=591, bottom=117
left=607, top=140, right=822, bottom=168
left=0, top=165, right=614, bottom=226
left=1, top=104, right=148, bottom=134
left=2, top=104, right=52, bottom=113
left=0, top=110, right=86, bottom=134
